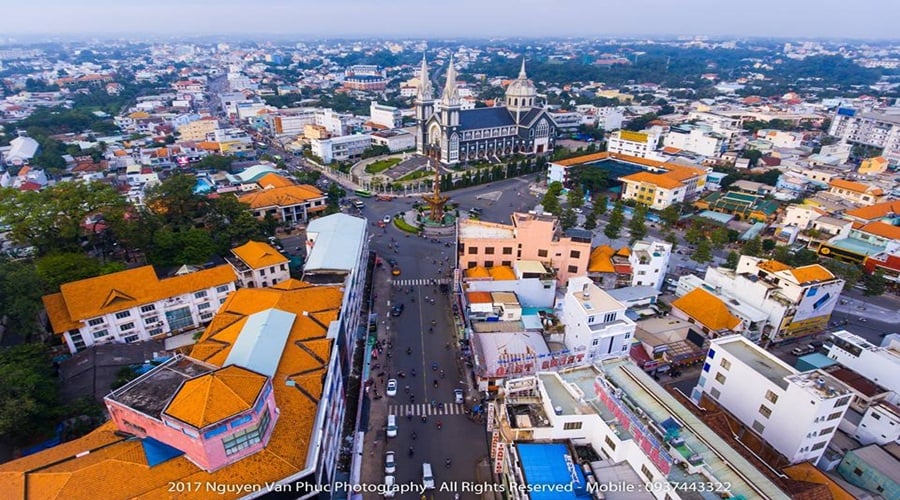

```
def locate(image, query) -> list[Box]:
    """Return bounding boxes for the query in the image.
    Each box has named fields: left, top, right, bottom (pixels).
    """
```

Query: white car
left=386, top=379, right=398, bottom=397
left=383, top=215, right=392, bottom=224
left=383, top=475, right=396, bottom=498
left=384, top=451, right=396, bottom=474
left=454, top=389, right=464, bottom=404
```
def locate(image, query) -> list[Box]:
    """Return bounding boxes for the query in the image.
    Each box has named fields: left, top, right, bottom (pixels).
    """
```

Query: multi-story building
left=663, top=124, right=727, bottom=157
left=42, top=265, right=237, bottom=353
left=629, top=240, right=671, bottom=290
left=370, top=129, right=415, bottom=152
left=238, top=181, right=327, bottom=224
left=702, top=256, right=844, bottom=340
left=828, top=107, right=900, bottom=163
left=369, top=101, right=402, bottom=129
left=227, top=240, right=290, bottom=288
left=692, top=335, right=853, bottom=465
left=561, top=276, right=636, bottom=361
left=825, top=330, right=900, bottom=397
left=607, top=129, right=658, bottom=158
left=827, top=178, right=886, bottom=206
left=176, top=116, right=219, bottom=141
left=458, top=211, right=591, bottom=285
left=618, top=162, right=708, bottom=210
left=311, top=134, right=372, bottom=164
left=836, top=444, right=900, bottom=499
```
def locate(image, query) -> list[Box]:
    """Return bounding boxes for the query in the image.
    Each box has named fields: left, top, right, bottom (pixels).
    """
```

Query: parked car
left=383, top=475, right=396, bottom=498
left=386, top=379, right=398, bottom=397
left=384, top=451, right=396, bottom=474
left=791, top=344, right=816, bottom=356
left=386, top=414, right=397, bottom=438
left=422, top=463, right=435, bottom=490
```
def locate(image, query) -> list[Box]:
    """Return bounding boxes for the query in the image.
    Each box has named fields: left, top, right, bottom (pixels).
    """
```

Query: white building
left=311, top=134, right=372, bottom=164
left=271, top=108, right=317, bottom=136
left=43, top=265, right=237, bottom=354
left=629, top=240, right=671, bottom=290
left=663, top=124, right=726, bottom=157
left=756, top=129, right=804, bottom=149
left=702, top=256, right=844, bottom=340
left=841, top=402, right=900, bottom=446
left=463, top=260, right=557, bottom=308
left=594, top=106, right=625, bottom=131
left=607, top=129, right=658, bottom=158
left=828, top=107, right=900, bottom=163
left=826, top=330, right=900, bottom=398
left=370, top=129, right=415, bottom=152
left=781, top=204, right=824, bottom=230
left=561, top=276, right=636, bottom=362
left=693, top=335, right=853, bottom=465
left=315, top=108, right=351, bottom=137
left=369, top=101, right=402, bottom=129
left=227, top=241, right=290, bottom=289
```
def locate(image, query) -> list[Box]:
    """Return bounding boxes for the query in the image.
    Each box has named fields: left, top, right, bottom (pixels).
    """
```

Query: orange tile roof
left=615, top=247, right=631, bottom=257
left=662, top=146, right=682, bottom=154
left=43, top=265, right=236, bottom=334
left=787, top=265, right=835, bottom=284
left=238, top=184, right=325, bottom=210
left=488, top=266, right=516, bottom=280
left=467, top=291, right=493, bottom=303
left=164, top=365, right=267, bottom=429
left=198, top=141, right=220, bottom=151
left=257, top=172, right=295, bottom=189
left=128, top=111, right=150, bottom=119
left=464, top=266, right=491, bottom=278
left=554, top=152, right=609, bottom=166
left=588, top=245, right=616, bottom=273
left=758, top=260, right=791, bottom=273
left=231, top=240, right=288, bottom=269
left=844, top=200, right=900, bottom=221
left=829, top=178, right=880, bottom=195
left=619, top=170, right=684, bottom=190
left=671, top=288, right=741, bottom=331
left=783, top=463, right=856, bottom=500
left=859, top=221, right=900, bottom=240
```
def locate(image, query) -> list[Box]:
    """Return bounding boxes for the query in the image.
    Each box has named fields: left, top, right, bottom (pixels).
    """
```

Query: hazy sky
left=5, top=0, right=897, bottom=39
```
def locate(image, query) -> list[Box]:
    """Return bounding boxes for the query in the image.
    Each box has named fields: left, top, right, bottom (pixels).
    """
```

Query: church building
left=416, top=56, right=557, bottom=165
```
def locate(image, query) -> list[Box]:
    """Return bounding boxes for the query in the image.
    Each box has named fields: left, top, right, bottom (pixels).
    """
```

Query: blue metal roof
left=459, top=107, right=516, bottom=130
left=224, top=309, right=295, bottom=377
left=141, top=437, right=185, bottom=466
left=516, top=443, right=589, bottom=499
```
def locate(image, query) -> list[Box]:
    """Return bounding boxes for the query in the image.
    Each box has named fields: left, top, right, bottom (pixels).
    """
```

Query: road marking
left=390, top=278, right=452, bottom=286
left=389, top=403, right=464, bottom=416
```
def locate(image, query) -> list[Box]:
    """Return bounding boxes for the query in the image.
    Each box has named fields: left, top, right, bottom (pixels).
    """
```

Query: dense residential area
left=0, top=22, right=899, bottom=500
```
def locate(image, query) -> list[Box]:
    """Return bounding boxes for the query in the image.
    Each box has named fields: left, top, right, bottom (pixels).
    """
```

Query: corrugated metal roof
left=304, top=213, right=367, bottom=273
left=224, top=309, right=295, bottom=377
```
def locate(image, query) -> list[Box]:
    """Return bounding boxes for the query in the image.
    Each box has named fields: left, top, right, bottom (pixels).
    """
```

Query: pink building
left=105, top=358, right=277, bottom=472
left=458, top=212, right=591, bottom=285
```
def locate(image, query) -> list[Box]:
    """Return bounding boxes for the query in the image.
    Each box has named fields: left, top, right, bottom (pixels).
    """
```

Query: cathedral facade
left=415, top=57, right=557, bottom=165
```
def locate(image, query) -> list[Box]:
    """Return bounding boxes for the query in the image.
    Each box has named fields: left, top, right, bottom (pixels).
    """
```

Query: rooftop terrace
left=716, top=337, right=794, bottom=390
left=107, top=356, right=215, bottom=419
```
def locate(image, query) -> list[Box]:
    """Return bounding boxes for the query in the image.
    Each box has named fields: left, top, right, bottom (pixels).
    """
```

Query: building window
left=810, top=441, right=826, bottom=451
left=216, top=285, right=230, bottom=293
left=123, top=334, right=140, bottom=343
left=871, top=412, right=882, bottom=420
left=468, top=247, right=478, bottom=255
left=604, top=313, right=616, bottom=322
left=751, top=420, right=765, bottom=433
left=88, top=318, right=105, bottom=326
left=194, top=291, right=208, bottom=299
left=115, top=311, right=131, bottom=319
left=819, top=427, right=835, bottom=436
left=165, top=307, right=194, bottom=331
left=759, top=405, right=772, bottom=418
left=710, top=387, right=720, bottom=399
left=220, top=298, right=227, bottom=305
left=834, top=397, right=850, bottom=408
left=570, top=250, right=581, bottom=259
left=200, top=312, right=214, bottom=321
left=140, top=304, right=156, bottom=313
left=715, top=373, right=726, bottom=384
left=592, top=338, right=599, bottom=346
left=502, top=247, right=513, bottom=255
left=538, top=249, right=548, bottom=258
left=92, top=329, right=109, bottom=339
left=827, top=412, right=842, bottom=421
left=640, top=464, right=653, bottom=482
left=280, top=264, right=286, bottom=271
left=765, top=390, right=779, bottom=404
left=485, top=247, right=495, bottom=255
left=144, top=316, right=159, bottom=325
left=260, top=268, right=266, bottom=276
left=223, top=408, right=271, bottom=457
left=148, top=328, right=163, bottom=336
left=703, top=362, right=710, bottom=373
left=501, top=261, right=512, bottom=267
left=604, top=436, right=616, bottom=451
left=198, top=302, right=211, bottom=311
left=568, top=265, right=578, bottom=273
left=119, top=322, right=134, bottom=332
left=563, top=422, right=582, bottom=430
left=720, top=358, right=731, bottom=370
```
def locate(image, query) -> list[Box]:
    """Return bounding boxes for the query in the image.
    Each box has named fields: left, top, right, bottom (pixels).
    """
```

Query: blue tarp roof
left=517, top=443, right=589, bottom=499
left=142, top=437, right=184, bottom=466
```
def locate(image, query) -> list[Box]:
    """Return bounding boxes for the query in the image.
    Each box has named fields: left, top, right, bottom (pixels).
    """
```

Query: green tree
left=664, top=231, right=679, bottom=249
left=541, top=189, right=562, bottom=215
left=862, top=270, right=887, bottom=297
left=0, top=182, right=127, bottom=255
left=692, top=239, right=713, bottom=264
left=0, top=343, right=61, bottom=445
left=628, top=205, right=648, bottom=244
left=724, top=250, right=740, bottom=269
left=594, top=196, right=608, bottom=217
left=605, top=201, right=625, bottom=240
left=35, top=253, right=124, bottom=291
left=684, top=219, right=706, bottom=245
left=560, top=208, right=577, bottom=231
left=821, top=260, right=862, bottom=291
left=143, top=174, right=205, bottom=229
left=659, top=204, right=681, bottom=228
left=0, top=259, right=46, bottom=339
left=742, top=236, right=762, bottom=257
left=569, top=165, right=608, bottom=194
left=203, top=196, right=265, bottom=253
left=583, top=210, right=597, bottom=231
left=762, top=239, right=777, bottom=252
left=710, top=227, right=729, bottom=248
left=195, top=154, right=236, bottom=172
left=547, top=181, right=564, bottom=197
left=567, top=186, right=585, bottom=209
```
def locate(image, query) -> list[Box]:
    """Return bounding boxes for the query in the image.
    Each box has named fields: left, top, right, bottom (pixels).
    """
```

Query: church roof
left=517, top=108, right=545, bottom=126
left=459, top=107, right=516, bottom=130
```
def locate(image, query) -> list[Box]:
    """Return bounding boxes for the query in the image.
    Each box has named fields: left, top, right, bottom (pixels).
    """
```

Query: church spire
left=441, top=56, right=459, bottom=105
left=416, top=53, right=433, bottom=101
left=518, top=58, right=527, bottom=79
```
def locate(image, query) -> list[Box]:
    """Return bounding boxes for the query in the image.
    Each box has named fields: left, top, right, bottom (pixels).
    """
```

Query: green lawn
left=365, top=157, right=402, bottom=174
left=398, top=169, right=431, bottom=181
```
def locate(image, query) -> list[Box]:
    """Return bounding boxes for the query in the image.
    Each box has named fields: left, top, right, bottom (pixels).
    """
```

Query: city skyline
left=3, top=0, right=898, bottom=40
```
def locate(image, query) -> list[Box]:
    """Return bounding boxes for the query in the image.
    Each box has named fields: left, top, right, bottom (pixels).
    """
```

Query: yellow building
left=176, top=117, right=219, bottom=141
left=857, top=156, right=889, bottom=175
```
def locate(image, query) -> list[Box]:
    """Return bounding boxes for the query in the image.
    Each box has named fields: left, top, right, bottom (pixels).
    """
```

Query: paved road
left=359, top=200, right=489, bottom=499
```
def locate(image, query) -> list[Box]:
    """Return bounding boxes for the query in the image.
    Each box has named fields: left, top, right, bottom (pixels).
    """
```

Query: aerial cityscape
left=0, top=2, right=899, bottom=500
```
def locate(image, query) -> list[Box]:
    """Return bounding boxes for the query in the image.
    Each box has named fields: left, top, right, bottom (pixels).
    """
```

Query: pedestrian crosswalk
left=390, top=278, right=452, bottom=287
left=388, top=403, right=465, bottom=417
